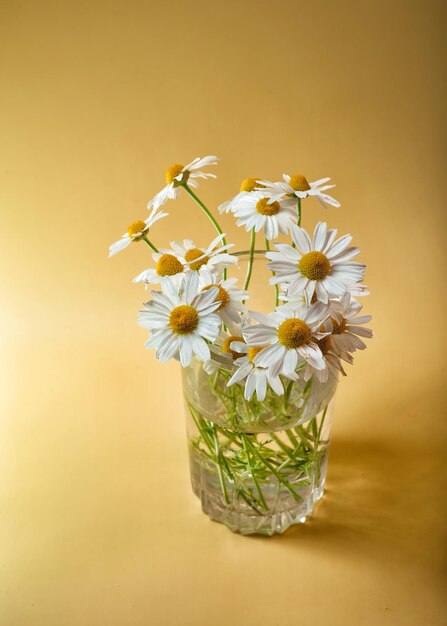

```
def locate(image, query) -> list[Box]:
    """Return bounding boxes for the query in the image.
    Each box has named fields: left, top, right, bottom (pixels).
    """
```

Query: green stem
left=269, top=433, right=296, bottom=461
left=238, top=490, right=265, bottom=515
left=243, top=229, right=256, bottom=292
left=142, top=236, right=158, bottom=253
left=241, top=435, right=268, bottom=511
left=189, top=404, right=215, bottom=454
left=233, top=249, right=267, bottom=257
left=285, top=428, right=300, bottom=449
left=210, top=423, right=230, bottom=505
left=295, top=425, right=313, bottom=450
left=265, top=238, right=280, bottom=307
left=244, top=437, right=302, bottom=501
left=309, top=416, right=318, bottom=441
left=316, top=405, right=328, bottom=447
left=283, top=379, right=294, bottom=409
left=183, top=183, right=226, bottom=243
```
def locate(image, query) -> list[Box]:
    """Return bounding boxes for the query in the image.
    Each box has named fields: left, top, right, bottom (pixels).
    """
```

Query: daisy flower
left=266, top=222, right=365, bottom=303
left=231, top=190, right=298, bottom=240
left=242, top=302, right=330, bottom=378
left=132, top=250, right=186, bottom=288
left=202, top=323, right=249, bottom=375
left=198, top=276, right=248, bottom=328
left=302, top=333, right=352, bottom=383
left=147, top=156, right=218, bottom=211
left=108, top=207, right=168, bottom=257
left=259, top=174, right=340, bottom=209
left=138, top=272, right=222, bottom=367
left=218, top=177, right=264, bottom=214
left=227, top=342, right=285, bottom=402
left=169, top=234, right=238, bottom=280
left=132, top=234, right=238, bottom=288
left=326, top=292, right=372, bottom=355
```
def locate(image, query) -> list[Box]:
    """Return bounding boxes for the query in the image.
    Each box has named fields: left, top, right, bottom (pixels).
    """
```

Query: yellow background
left=1, top=0, right=446, bottom=624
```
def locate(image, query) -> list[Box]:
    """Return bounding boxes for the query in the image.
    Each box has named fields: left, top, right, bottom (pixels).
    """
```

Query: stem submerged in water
left=187, top=381, right=331, bottom=516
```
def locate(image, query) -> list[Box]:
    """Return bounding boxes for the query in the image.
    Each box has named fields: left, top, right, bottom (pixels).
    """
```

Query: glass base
left=189, top=446, right=328, bottom=536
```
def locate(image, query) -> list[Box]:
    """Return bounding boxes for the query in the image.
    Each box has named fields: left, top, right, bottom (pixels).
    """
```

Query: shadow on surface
left=263, top=436, right=445, bottom=568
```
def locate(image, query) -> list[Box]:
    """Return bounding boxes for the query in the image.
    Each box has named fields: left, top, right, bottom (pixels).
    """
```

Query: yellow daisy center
left=222, top=335, right=245, bottom=359
left=169, top=305, right=199, bottom=335
left=248, top=345, right=267, bottom=364
left=202, top=284, right=230, bottom=310
left=127, top=220, right=147, bottom=239
left=298, top=251, right=331, bottom=280
left=156, top=254, right=184, bottom=276
left=278, top=318, right=311, bottom=349
left=256, top=198, right=280, bottom=216
left=331, top=316, right=347, bottom=334
left=185, top=248, right=209, bottom=271
left=288, top=174, right=311, bottom=191
left=165, top=163, right=189, bottom=186
left=240, top=178, right=264, bottom=192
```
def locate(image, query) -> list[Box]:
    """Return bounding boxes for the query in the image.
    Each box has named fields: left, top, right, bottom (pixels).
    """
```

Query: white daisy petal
left=244, top=370, right=258, bottom=400
left=138, top=273, right=222, bottom=364
left=313, top=222, right=327, bottom=251
left=228, top=360, right=253, bottom=386
left=184, top=271, right=199, bottom=304
left=256, top=371, right=267, bottom=401
left=291, top=226, right=312, bottom=254
left=283, top=348, right=298, bottom=375
left=179, top=336, right=194, bottom=367
left=109, top=236, right=131, bottom=257
left=326, top=234, right=352, bottom=258
left=254, top=343, right=284, bottom=368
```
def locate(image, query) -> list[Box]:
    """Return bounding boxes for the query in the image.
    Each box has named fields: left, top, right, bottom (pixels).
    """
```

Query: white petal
left=283, top=348, right=298, bottom=375
left=244, top=370, right=258, bottom=400
left=313, top=222, right=327, bottom=251
left=256, top=371, right=267, bottom=401
left=267, top=374, right=284, bottom=396
left=327, top=234, right=352, bottom=258
left=179, top=336, right=193, bottom=366
left=184, top=271, right=199, bottom=304
left=191, top=334, right=211, bottom=361
left=228, top=361, right=252, bottom=386
left=109, top=236, right=130, bottom=257
left=291, top=226, right=312, bottom=254
left=346, top=325, right=372, bottom=338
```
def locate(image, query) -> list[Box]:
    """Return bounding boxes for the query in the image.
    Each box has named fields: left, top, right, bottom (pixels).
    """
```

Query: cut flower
left=138, top=272, right=222, bottom=367
left=218, top=177, right=264, bottom=215
left=227, top=341, right=285, bottom=402
left=198, top=276, right=248, bottom=328
left=259, top=174, right=340, bottom=209
left=327, top=292, right=373, bottom=356
left=243, top=302, right=330, bottom=378
left=147, top=156, right=218, bottom=211
left=169, top=234, right=237, bottom=279
left=231, top=190, right=298, bottom=240
left=108, top=207, right=168, bottom=257
left=267, top=222, right=365, bottom=303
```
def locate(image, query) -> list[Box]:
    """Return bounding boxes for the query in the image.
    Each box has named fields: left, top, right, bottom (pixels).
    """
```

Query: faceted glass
left=183, top=358, right=336, bottom=536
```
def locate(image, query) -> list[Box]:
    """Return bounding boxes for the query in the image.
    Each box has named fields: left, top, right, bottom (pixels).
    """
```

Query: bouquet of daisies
left=109, top=155, right=372, bottom=403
